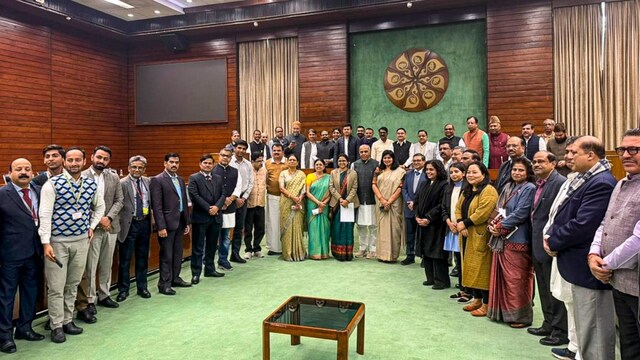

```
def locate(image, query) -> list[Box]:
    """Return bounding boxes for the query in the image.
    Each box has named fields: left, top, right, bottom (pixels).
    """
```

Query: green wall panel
left=350, top=20, right=487, bottom=141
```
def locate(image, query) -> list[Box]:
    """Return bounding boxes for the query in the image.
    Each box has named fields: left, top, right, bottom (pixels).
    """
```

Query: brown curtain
left=553, top=4, right=604, bottom=140
left=602, top=0, right=640, bottom=148
left=238, top=37, right=299, bottom=142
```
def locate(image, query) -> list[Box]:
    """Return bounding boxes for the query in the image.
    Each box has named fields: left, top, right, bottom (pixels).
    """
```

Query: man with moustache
left=213, top=147, right=242, bottom=270
left=75, top=146, right=124, bottom=324
left=265, top=144, right=288, bottom=254
left=358, top=128, right=378, bottom=148
left=150, top=153, right=191, bottom=295
left=116, top=155, right=153, bottom=302
left=351, top=145, right=379, bottom=259
left=439, top=141, right=453, bottom=173
left=522, top=122, right=547, bottom=161
left=528, top=151, right=569, bottom=347
left=440, top=124, right=465, bottom=148
left=451, top=146, right=464, bottom=164
left=188, top=154, right=226, bottom=285
left=495, top=137, right=526, bottom=194
left=588, top=128, right=640, bottom=360
left=244, top=152, right=267, bottom=259
left=488, top=116, right=509, bottom=169
left=32, top=144, right=65, bottom=186
left=393, top=128, right=412, bottom=167
left=0, top=159, right=44, bottom=353
left=371, top=127, right=394, bottom=162
left=230, top=141, right=253, bottom=264
left=300, top=129, right=319, bottom=169
left=407, top=130, right=438, bottom=167
left=285, top=121, right=306, bottom=163
left=541, top=119, right=556, bottom=143
left=250, top=129, right=270, bottom=159
left=356, top=125, right=365, bottom=141
left=547, top=123, right=574, bottom=177
left=401, top=154, right=427, bottom=265
left=268, top=126, right=289, bottom=153
left=461, top=149, right=480, bottom=167
left=39, top=147, right=105, bottom=343
left=545, top=136, right=617, bottom=360
left=462, top=116, right=489, bottom=166
left=317, top=130, right=336, bottom=168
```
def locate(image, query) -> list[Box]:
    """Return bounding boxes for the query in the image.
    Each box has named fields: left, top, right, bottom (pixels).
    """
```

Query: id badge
left=72, top=212, right=83, bottom=220
left=143, top=207, right=149, bottom=216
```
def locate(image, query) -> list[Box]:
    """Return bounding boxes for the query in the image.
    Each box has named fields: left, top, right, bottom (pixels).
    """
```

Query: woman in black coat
left=415, top=160, right=449, bottom=290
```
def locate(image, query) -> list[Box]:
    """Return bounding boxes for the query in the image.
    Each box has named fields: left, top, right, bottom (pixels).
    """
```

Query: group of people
left=0, top=119, right=638, bottom=360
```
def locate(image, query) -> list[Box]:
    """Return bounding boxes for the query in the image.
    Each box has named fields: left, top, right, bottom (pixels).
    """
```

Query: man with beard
left=440, top=124, right=465, bottom=148
left=0, top=159, right=44, bottom=353
left=356, top=126, right=365, bottom=140
left=285, top=121, right=306, bottom=164
left=358, top=128, right=378, bottom=148
left=522, top=122, right=547, bottom=161
left=32, top=144, right=65, bottom=186
left=250, top=130, right=270, bottom=159
left=495, top=137, right=526, bottom=194
left=546, top=122, right=574, bottom=177
left=213, top=147, right=242, bottom=270
left=76, top=146, right=124, bottom=323
left=39, top=147, right=105, bottom=343
left=150, top=153, right=191, bottom=295
left=268, top=126, right=289, bottom=153
left=488, top=116, right=509, bottom=169
left=316, top=130, right=336, bottom=168
left=300, top=129, right=319, bottom=169
left=439, top=141, right=454, bottom=173
left=462, top=116, right=489, bottom=166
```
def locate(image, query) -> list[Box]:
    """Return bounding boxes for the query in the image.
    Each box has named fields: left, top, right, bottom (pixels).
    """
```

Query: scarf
left=561, top=159, right=611, bottom=208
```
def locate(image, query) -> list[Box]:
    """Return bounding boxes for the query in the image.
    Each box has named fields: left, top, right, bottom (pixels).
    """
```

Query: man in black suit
left=188, top=154, right=226, bottom=285
left=0, top=158, right=45, bottom=354
left=32, top=144, right=65, bottom=186
left=150, top=153, right=192, bottom=295
left=527, top=151, right=569, bottom=347
left=335, top=123, right=359, bottom=164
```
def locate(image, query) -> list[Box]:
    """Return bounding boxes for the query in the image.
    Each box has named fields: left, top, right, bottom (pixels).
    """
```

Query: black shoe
left=158, top=287, right=176, bottom=296
left=400, top=258, right=415, bottom=266
left=116, top=292, right=128, bottom=302
left=62, top=322, right=83, bottom=335
left=0, top=340, right=16, bottom=353
left=540, top=336, right=569, bottom=347
left=14, top=330, right=45, bottom=341
left=171, top=278, right=192, bottom=288
left=449, top=268, right=459, bottom=277
left=432, top=284, right=450, bottom=290
left=230, top=255, right=247, bottom=264
left=422, top=281, right=435, bottom=286
left=204, top=271, right=225, bottom=278
left=50, top=328, right=65, bottom=343
left=527, top=327, right=552, bottom=337
left=218, top=263, right=233, bottom=271
left=191, top=275, right=200, bottom=285
left=551, top=348, right=576, bottom=360
left=267, top=251, right=282, bottom=256
left=44, top=322, right=51, bottom=331
left=98, top=297, right=119, bottom=309
left=86, top=303, right=97, bottom=316
left=137, top=288, right=152, bottom=298
left=76, top=310, right=97, bottom=324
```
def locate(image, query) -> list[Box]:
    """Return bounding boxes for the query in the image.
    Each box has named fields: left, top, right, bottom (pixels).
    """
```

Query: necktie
left=533, top=179, right=546, bottom=208
left=413, top=172, right=420, bottom=193
left=21, top=188, right=37, bottom=221
left=205, top=174, right=212, bottom=183
left=136, top=179, right=144, bottom=218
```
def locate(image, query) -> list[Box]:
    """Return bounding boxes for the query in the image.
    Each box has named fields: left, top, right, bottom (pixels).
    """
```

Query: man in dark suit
left=32, top=144, right=65, bottom=186
left=150, top=153, right=192, bottom=295
left=400, top=153, right=427, bottom=266
left=527, top=151, right=569, bottom=347
left=0, top=159, right=45, bottom=353
left=545, top=136, right=617, bottom=360
left=188, top=154, right=226, bottom=285
left=335, top=124, right=359, bottom=164
left=212, top=147, right=241, bottom=271
left=116, top=155, right=152, bottom=302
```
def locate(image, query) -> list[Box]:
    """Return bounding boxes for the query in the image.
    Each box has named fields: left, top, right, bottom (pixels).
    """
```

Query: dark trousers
left=532, top=256, right=568, bottom=339
left=245, top=206, right=265, bottom=253
left=157, top=219, right=186, bottom=290
left=231, top=203, right=248, bottom=257
left=613, top=289, right=640, bottom=360
left=424, top=257, right=450, bottom=287
left=0, top=255, right=40, bottom=340
left=471, top=288, right=489, bottom=304
left=118, top=218, right=151, bottom=293
left=404, top=216, right=417, bottom=259
left=191, top=220, right=221, bottom=276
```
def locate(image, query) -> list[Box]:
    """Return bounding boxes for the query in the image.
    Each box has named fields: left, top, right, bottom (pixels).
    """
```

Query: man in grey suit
left=528, top=151, right=569, bottom=347
left=116, top=155, right=152, bottom=302
left=401, top=153, right=428, bottom=265
left=75, top=146, right=124, bottom=324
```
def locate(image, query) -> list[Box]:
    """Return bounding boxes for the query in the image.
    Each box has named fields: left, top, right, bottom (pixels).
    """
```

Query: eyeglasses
left=615, top=146, right=640, bottom=156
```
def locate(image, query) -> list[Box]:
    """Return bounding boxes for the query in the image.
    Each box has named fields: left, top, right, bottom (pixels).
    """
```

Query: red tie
left=21, top=188, right=37, bottom=221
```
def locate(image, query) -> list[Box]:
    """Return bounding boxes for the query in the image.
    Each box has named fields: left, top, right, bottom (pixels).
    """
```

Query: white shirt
left=230, top=156, right=254, bottom=200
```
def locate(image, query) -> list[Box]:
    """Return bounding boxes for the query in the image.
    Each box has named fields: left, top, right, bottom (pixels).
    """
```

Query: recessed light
left=154, top=10, right=160, bottom=14
left=127, top=13, right=134, bottom=17
left=186, top=0, right=193, bottom=3
left=104, top=0, right=134, bottom=9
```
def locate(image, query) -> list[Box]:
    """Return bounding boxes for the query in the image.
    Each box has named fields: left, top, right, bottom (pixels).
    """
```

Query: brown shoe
left=471, top=304, right=488, bottom=317
left=463, top=299, right=482, bottom=312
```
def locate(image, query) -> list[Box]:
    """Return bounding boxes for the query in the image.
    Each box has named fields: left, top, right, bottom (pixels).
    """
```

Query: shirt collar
left=11, top=182, right=30, bottom=194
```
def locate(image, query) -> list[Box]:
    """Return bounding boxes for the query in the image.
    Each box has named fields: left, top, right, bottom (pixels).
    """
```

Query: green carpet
left=20, top=253, right=560, bottom=359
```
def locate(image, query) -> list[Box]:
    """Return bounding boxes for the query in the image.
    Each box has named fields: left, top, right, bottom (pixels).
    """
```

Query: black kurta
left=415, top=179, right=448, bottom=259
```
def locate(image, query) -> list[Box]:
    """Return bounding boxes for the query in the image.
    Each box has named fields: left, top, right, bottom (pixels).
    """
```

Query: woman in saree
left=455, top=161, right=498, bottom=317
left=487, top=157, right=536, bottom=328
left=306, top=159, right=331, bottom=260
left=372, top=150, right=405, bottom=263
left=329, top=154, right=359, bottom=261
left=279, top=155, right=307, bottom=261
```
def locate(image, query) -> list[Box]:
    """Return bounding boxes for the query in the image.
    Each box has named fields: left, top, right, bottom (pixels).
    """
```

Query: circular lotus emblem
left=383, top=48, right=449, bottom=112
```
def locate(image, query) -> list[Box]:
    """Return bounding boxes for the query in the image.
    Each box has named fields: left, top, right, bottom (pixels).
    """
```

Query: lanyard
left=64, top=173, right=84, bottom=209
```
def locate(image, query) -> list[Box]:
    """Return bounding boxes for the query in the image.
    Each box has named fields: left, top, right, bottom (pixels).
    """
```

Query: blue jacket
left=500, top=182, right=536, bottom=244
left=0, top=184, right=42, bottom=262
left=548, top=171, right=616, bottom=290
left=402, top=169, right=427, bottom=218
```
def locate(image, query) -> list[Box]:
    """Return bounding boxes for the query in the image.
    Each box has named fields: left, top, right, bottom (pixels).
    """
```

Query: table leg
left=291, top=334, right=300, bottom=345
left=262, top=324, right=270, bottom=360
left=357, top=314, right=365, bottom=355
left=337, top=333, right=348, bottom=360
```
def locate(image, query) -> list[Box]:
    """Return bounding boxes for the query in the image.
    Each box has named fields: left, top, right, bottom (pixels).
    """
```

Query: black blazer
left=335, top=136, right=359, bottom=164
left=0, top=183, right=42, bottom=262
left=530, top=170, right=566, bottom=263
left=150, top=171, right=191, bottom=231
left=548, top=171, right=616, bottom=290
left=31, top=172, right=49, bottom=186
left=188, top=172, right=226, bottom=225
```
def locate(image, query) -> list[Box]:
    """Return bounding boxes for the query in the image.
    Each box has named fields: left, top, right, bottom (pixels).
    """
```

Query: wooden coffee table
left=263, top=296, right=365, bottom=360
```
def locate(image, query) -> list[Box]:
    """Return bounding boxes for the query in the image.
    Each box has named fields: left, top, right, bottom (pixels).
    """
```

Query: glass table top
left=267, top=296, right=363, bottom=331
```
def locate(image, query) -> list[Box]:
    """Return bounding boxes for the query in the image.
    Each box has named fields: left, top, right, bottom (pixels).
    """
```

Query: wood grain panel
left=486, top=0, right=554, bottom=135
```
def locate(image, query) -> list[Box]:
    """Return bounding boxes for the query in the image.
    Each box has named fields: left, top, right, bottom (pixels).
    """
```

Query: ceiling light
left=253, top=21, right=259, bottom=27
left=153, top=0, right=185, bottom=14
left=66, top=16, right=71, bottom=20
left=186, top=0, right=193, bottom=3
left=154, top=10, right=161, bottom=14
left=127, top=13, right=134, bottom=17
left=407, top=1, right=413, bottom=8
left=104, top=0, right=134, bottom=9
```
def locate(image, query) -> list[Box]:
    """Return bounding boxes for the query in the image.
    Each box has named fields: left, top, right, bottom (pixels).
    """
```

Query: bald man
left=495, top=137, right=526, bottom=194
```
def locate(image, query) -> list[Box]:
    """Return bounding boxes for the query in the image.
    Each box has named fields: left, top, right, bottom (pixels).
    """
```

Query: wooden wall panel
left=128, top=36, right=237, bottom=177
left=298, top=23, right=349, bottom=134
left=486, top=1, right=554, bottom=136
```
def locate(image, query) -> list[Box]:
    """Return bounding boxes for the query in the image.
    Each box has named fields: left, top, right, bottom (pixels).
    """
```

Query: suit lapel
left=6, top=186, right=33, bottom=217
left=124, top=177, right=135, bottom=208
left=163, top=172, right=179, bottom=196
left=201, top=173, right=214, bottom=195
